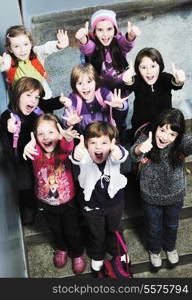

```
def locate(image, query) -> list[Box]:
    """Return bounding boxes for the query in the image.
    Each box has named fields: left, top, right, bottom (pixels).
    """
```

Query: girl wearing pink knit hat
left=75, top=9, right=140, bottom=144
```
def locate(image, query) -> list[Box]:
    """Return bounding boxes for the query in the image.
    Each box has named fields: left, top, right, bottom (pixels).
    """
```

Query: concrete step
left=23, top=158, right=192, bottom=246
left=26, top=217, right=192, bottom=278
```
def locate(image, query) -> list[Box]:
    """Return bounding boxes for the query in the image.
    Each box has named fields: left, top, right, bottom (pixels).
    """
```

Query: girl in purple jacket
left=75, top=9, right=140, bottom=141
left=60, top=63, right=128, bottom=135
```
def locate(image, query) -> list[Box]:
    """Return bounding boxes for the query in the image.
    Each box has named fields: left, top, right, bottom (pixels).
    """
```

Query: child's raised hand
left=62, top=107, right=83, bottom=126
left=57, top=122, right=80, bottom=142
left=122, top=61, right=135, bottom=84
left=59, top=92, right=72, bottom=107
left=7, top=113, right=19, bottom=133
left=23, top=132, right=38, bottom=161
left=127, top=21, right=141, bottom=41
left=75, top=21, right=89, bottom=44
left=135, top=131, right=153, bottom=155
left=56, top=29, right=69, bottom=50
left=110, top=138, right=122, bottom=160
left=172, top=63, right=186, bottom=84
left=74, top=134, right=86, bottom=161
left=105, top=89, right=128, bottom=109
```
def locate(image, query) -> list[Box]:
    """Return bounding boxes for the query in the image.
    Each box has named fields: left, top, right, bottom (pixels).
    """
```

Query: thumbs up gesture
left=7, top=113, right=20, bottom=133
left=75, top=21, right=89, bottom=45
left=23, top=132, right=38, bottom=160
left=59, top=92, right=72, bottom=107
left=135, top=131, right=153, bottom=155
left=74, top=135, right=86, bottom=161
left=122, top=61, right=135, bottom=85
left=110, top=138, right=122, bottom=160
left=172, top=63, right=185, bottom=84
left=127, top=21, right=141, bottom=41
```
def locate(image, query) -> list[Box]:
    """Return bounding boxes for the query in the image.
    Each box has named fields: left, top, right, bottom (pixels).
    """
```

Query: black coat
left=125, top=72, right=184, bottom=132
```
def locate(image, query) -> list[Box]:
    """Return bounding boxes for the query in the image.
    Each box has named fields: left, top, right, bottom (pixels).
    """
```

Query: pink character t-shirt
left=32, top=139, right=75, bottom=206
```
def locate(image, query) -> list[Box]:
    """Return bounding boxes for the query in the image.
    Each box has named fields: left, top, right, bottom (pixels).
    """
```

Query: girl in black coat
left=0, top=77, right=63, bottom=224
left=123, top=47, right=185, bottom=140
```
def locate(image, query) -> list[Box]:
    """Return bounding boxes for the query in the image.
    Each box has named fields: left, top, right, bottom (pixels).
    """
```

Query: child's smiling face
left=19, top=89, right=40, bottom=115
left=75, top=73, right=96, bottom=102
left=155, top=124, right=178, bottom=149
left=87, top=135, right=111, bottom=164
left=9, top=34, right=32, bottom=61
left=139, top=56, right=160, bottom=85
left=36, top=120, right=62, bottom=154
left=95, top=20, right=115, bottom=46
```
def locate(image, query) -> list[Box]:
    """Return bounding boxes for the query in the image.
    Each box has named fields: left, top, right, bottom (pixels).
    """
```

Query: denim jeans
left=143, top=200, right=183, bottom=253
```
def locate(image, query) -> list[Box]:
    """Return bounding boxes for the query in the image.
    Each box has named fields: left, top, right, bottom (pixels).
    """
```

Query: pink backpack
left=76, top=88, right=116, bottom=126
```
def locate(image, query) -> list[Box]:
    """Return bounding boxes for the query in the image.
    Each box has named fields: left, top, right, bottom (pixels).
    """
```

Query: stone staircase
left=23, top=121, right=192, bottom=278
left=23, top=160, right=192, bottom=278
left=22, top=0, right=192, bottom=278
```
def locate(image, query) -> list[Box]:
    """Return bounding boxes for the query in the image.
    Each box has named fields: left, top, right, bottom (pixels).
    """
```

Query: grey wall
left=0, top=0, right=22, bottom=112
left=21, top=0, right=138, bottom=29
left=0, top=1, right=27, bottom=278
left=0, top=1, right=22, bottom=52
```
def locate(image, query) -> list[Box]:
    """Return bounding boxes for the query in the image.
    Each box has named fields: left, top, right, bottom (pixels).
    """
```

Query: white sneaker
left=149, top=251, right=162, bottom=268
left=91, top=259, right=104, bottom=271
left=166, top=249, right=179, bottom=265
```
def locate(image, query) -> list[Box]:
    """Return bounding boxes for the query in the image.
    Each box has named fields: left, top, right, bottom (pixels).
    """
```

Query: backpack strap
left=95, top=89, right=116, bottom=126
left=8, top=107, right=43, bottom=150
left=134, top=122, right=151, bottom=142
left=75, top=89, right=116, bottom=126
left=7, top=59, right=16, bottom=84
left=31, top=57, right=50, bottom=81
left=7, top=111, right=22, bottom=153
left=115, top=231, right=130, bottom=271
left=7, top=58, right=49, bottom=84
left=115, top=231, right=128, bottom=254
left=75, top=94, right=83, bottom=116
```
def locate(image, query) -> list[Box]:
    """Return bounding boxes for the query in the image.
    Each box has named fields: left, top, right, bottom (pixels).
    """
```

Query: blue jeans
left=143, top=200, right=183, bottom=253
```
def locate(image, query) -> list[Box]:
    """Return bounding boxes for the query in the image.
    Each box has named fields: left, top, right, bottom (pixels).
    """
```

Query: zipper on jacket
left=151, top=85, right=154, bottom=92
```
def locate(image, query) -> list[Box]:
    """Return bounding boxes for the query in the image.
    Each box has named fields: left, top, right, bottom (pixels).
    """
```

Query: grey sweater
left=130, top=134, right=192, bottom=205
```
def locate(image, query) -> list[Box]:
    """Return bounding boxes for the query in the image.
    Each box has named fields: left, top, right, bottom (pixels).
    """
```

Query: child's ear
left=59, top=133, right=63, bottom=140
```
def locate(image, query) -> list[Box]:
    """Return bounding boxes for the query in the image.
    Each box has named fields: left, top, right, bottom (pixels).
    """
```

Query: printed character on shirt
left=23, top=113, right=85, bottom=274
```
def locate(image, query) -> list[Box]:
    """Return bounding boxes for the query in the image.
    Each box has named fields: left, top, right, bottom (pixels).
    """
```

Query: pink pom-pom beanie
left=91, top=9, right=118, bottom=32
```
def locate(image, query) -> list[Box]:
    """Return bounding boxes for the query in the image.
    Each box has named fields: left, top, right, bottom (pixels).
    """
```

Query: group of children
left=0, top=8, right=190, bottom=277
